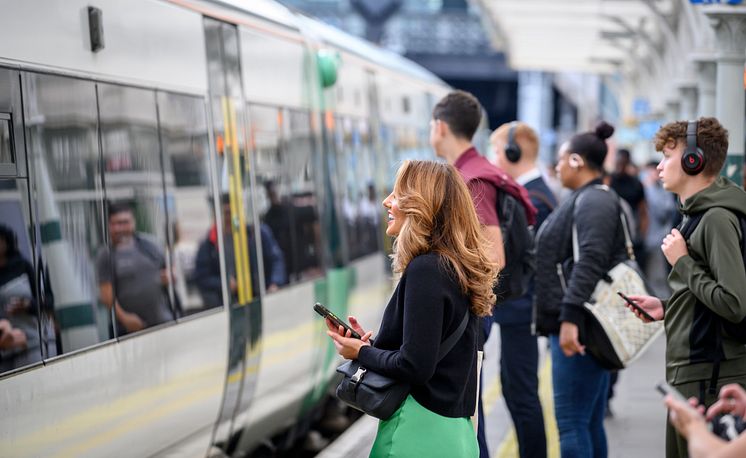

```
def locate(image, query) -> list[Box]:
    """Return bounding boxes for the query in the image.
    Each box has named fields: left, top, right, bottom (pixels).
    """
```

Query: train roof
left=204, top=0, right=446, bottom=88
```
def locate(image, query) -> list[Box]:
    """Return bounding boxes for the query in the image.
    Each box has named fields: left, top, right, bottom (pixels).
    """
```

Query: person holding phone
left=325, top=160, right=497, bottom=457
left=664, top=383, right=746, bottom=458
left=622, top=118, right=746, bottom=458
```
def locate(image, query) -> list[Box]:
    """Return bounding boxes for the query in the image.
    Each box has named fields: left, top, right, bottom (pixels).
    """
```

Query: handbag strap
left=437, top=310, right=470, bottom=362
left=571, top=185, right=635, bottom=264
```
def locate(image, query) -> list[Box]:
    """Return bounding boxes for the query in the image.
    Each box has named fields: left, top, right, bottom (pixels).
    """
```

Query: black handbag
left=335, top=310, right=470, bottom=420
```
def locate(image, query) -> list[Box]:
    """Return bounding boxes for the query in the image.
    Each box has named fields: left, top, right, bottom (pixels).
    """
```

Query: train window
left=0, top=179, right=45, bottom=374
left=23, top=73, right=111, bottom=352
left=158, top=92, right=216, bottom=315
left=337, top=117, right=380, bottom=261
left=253, top=105, right=321, bottom=286
left=0, top=115, right=13, bottom=165
left=97, top=83, right=175, bottom=336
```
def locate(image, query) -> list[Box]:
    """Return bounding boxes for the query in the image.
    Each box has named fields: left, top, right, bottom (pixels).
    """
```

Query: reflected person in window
left=0, top=225, right=42, bottom=372
left=96, top=203, right=173, bottom=335
left=193, top=194, right=286, bottom=306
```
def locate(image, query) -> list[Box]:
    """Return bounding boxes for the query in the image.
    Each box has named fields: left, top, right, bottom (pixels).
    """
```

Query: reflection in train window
left=0, top=179, right=45, bottom=374
left=97, top=83, right=175, bottom=336
left=24, top=73, right=110, bottom=352
left=336, top=117, right=381, bottom=261
left=158, top=91, right=216, bottom=315
left=253, top=106, right=321, bottom=286
left=0, top=116, right=13, bottom=165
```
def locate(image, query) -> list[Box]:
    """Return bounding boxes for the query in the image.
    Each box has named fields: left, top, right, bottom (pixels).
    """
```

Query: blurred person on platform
left=429, top=90, right=537, bottom=458
left=490, top=121, right=555, bottom=458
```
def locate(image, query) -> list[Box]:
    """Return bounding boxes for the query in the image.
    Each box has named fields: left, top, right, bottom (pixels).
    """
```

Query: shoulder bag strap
left=437, top=310, right=470, bottom=362
left=571, top=185, right=634, bottom=263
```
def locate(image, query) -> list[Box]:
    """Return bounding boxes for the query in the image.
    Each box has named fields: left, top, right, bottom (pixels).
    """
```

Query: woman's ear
left=569, top=153, right=585, bottom=169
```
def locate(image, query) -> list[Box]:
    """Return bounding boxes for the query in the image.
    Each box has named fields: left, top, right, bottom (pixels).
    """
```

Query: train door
left=203, top=17, right=263, bottom=452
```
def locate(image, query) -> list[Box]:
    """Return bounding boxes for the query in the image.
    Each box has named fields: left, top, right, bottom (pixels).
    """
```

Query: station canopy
left=476, top=0, right=678, bottom=75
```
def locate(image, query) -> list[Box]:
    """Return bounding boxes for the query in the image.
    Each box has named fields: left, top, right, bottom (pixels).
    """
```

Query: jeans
left=550, top=335, right=609, bottom=458
left=501, top=323, right=546, bottom=458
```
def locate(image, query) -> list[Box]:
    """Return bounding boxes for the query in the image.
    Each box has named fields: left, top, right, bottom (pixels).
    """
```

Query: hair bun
left=595, top=121, right=614, bottom=140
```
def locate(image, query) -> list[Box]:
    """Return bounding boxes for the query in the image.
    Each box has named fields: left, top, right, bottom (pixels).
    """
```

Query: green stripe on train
left=40, top=221, right=62, bottom=244
left=56, top=303, right=96, bottom=328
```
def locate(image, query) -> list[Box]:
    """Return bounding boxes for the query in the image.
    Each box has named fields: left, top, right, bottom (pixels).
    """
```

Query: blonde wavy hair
left=391, top=160, right=498, bottom=317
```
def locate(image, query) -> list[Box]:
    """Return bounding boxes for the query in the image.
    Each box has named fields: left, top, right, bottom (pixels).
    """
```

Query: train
left=0, top=0, right=452, bottom=456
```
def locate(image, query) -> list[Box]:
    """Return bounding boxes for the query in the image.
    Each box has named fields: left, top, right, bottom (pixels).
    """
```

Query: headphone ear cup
left=505, top=143, right=521, bottom=163
left=681, top=147, right=705, bottom=175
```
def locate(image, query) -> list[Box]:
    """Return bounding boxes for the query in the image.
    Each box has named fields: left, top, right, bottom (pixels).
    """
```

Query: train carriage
left=0, top=0, right=449, bottom=456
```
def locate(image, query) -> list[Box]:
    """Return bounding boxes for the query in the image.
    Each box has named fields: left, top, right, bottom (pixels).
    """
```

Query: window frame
left=0, top=112, right=17, bottom=176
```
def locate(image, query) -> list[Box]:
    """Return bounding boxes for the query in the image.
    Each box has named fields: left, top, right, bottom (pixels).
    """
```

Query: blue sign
left=639, top=120, right=663, bottom=140
left=632, top=98, right=650, bottom=117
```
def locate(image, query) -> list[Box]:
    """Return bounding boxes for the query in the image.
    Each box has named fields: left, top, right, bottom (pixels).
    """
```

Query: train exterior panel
left=0, top=0, right=450, bottom=456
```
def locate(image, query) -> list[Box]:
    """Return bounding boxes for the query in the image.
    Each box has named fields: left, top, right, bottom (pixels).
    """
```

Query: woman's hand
left=325, top=315, right=368, bottom=339
left=559, top=321, right=585, bottom=357
left=626, top=295, right=664, bottom=322
left=326, top=328, right=373, bottom=360
left=706, top=384, right=746, bottom=421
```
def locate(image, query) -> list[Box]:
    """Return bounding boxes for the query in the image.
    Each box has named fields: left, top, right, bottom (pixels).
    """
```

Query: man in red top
left=430, top=90, right=536, bottom=458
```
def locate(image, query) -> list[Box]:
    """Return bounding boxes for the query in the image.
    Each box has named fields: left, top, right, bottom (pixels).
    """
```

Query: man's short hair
left=107, top=202, right=134, bottom=219
left=490, top=121, right=539, bottom=161
left=654, top=117, right=729, bottom=177
left=432, top=90, right=482, bottom=141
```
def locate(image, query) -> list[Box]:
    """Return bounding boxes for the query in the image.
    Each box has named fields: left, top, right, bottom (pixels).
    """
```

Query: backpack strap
left=437, top=310, right=470, bottom=362
left=528, top=189, right=556, bottom=211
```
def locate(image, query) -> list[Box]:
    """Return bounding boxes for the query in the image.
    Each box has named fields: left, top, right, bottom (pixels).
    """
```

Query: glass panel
left=253, top=106, right=320, bottom=286
left=211, top=96, right=260, bottom=303
left=158, top=91, right=216, bottom=314
left=24, top=73, right=109, bottom=352
left=0, top=179, right=44, bottom=373
left=97, top=83, right=175, bottom=336
left=0, top=118, right=12, bottom=164
left=336, top=117, right=382, bottom=261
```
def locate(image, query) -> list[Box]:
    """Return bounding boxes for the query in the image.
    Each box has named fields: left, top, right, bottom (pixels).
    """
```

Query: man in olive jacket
left=627, top=117, right=746, bottom=458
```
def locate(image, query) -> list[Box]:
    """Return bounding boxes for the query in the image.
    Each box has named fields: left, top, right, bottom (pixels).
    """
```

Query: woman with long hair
left=326, top=160, right=497, bottom=457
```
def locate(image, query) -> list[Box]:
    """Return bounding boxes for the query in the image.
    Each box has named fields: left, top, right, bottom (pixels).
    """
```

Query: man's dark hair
left=568, top=121, right=615, bottom=171
left=432, top=90, right=482, bottom=141
left=654, top=117, right=729, bottom=177
left=107, top=202, right=134, bottom=219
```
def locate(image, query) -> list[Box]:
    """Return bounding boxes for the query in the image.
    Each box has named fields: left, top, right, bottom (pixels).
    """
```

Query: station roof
left=474, top=0, right=677, bottom=75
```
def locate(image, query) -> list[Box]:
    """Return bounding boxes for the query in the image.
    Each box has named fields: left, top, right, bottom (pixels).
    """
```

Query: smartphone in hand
left=656, top=381, right=690, bottom=404
left=313, top=302, right=362, bottom=339
left=617, top=291, right=655, bottom=322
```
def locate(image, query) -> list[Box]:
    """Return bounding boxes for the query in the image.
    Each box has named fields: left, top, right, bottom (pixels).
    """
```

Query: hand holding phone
left=618, top=291, right=656, bottom=322
left=313, top=303, right=362, bottom=339
left=656, top=381, right=690, bottom=405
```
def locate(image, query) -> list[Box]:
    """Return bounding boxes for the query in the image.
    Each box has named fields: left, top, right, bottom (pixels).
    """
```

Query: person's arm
left=193, top=240, right=223, bottom=293
left=259, top=224, right=287, bottom=288
left=356, top=257, right=446, bottom=384
left=469, top=180, right=504, bottom=270
left=99, top=281, right=144, bottom=332
left=675, top=210, right=746, bottom=323
left=559, top=189, right=621, bottom=327
left=666, top=394, right=746, bottom=458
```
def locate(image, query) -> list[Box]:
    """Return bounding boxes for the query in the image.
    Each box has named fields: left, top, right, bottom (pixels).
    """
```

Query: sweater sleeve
left=357, top=256, right=446, bottom=385
left=674, top=210, right=746, bottom=323
left=559, top=190, right=621, bottom=326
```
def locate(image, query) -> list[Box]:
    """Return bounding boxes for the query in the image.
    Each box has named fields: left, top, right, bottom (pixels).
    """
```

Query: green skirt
left=369, top=395, right=478, bottom=458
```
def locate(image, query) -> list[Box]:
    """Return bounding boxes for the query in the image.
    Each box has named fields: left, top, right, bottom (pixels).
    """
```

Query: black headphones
left=505, top=122, right=522, bottom=163
left=682, top=120, right=705, bottom=175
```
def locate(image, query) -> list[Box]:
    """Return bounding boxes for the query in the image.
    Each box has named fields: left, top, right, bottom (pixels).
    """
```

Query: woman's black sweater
left=356, top=252, right=479, bottom=418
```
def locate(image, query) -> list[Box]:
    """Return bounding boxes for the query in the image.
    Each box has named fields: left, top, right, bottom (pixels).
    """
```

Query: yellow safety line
left=494, top=357, right=559, bottom=458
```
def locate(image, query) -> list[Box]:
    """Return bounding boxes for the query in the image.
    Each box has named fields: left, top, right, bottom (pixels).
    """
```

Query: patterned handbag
left=568, top=186, right=664, bottom=369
